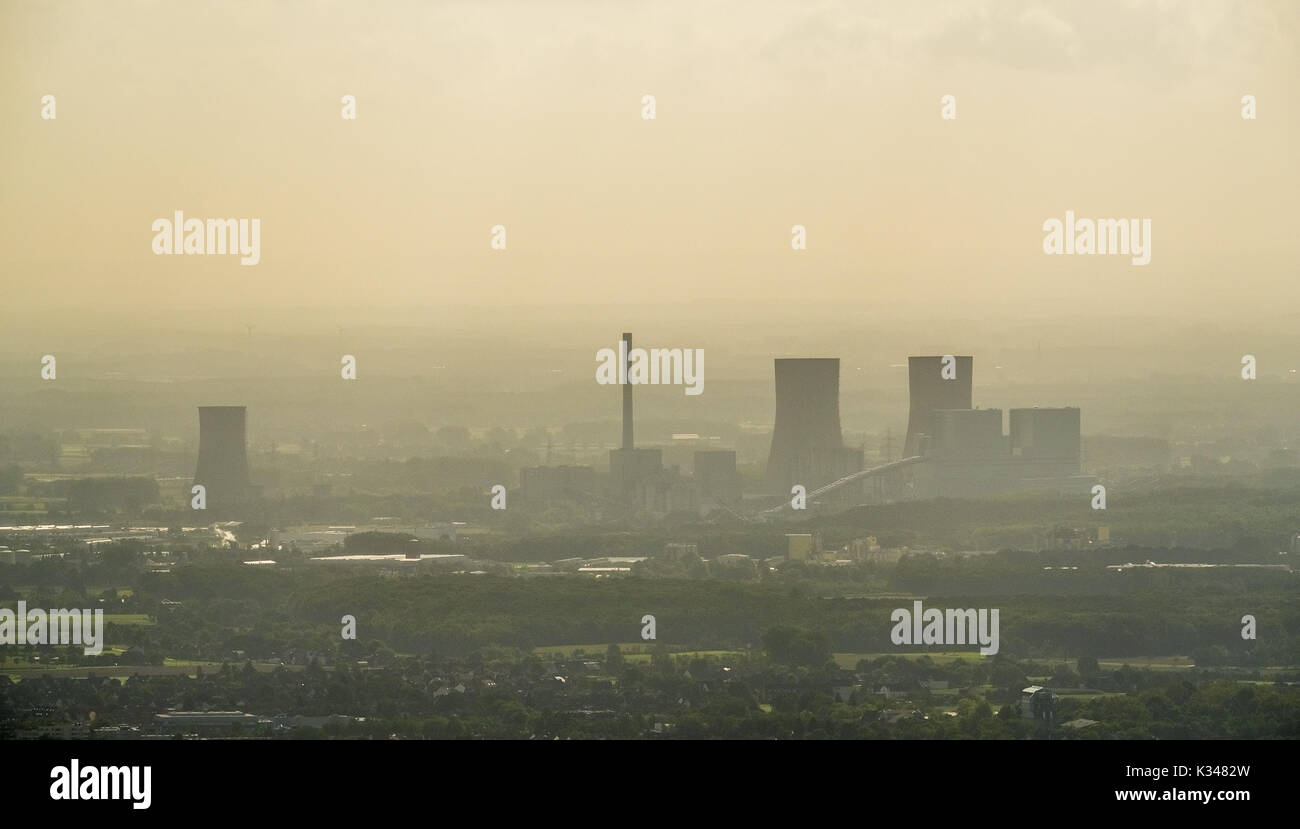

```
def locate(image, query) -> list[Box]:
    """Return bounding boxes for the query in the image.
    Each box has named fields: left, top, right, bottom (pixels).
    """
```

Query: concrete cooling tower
left=766, top=358, right=844, bottom=494
left=193, top=405, right=250, bottom=509
left=905, top=356, right=973, bottom=457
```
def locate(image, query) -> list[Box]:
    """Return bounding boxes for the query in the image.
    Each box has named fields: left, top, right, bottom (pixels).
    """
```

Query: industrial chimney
left=766, top=358, right=843, bottom=494
left=622, top=332, right=633, bottom=450
left=193, top=405, right=251, bottom=510
left=904, top=356, right=973, bottom=457
left=608, top=332, right=662, bottom=501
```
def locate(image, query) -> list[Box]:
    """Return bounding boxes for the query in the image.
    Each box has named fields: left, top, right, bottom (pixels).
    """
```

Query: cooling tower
left=766, top=358, right=843, bottom=494
left=905, top=356, right=973, bottom=456
left=193, top=405, right=250, bottom=508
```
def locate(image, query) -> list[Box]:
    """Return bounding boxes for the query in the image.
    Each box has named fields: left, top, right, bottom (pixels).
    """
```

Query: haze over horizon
left=3, top=0, right=1297, bottom=320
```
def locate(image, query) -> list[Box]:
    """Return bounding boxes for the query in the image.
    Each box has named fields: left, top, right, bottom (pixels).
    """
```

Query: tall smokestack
left=194, top=405, right=251, bottom=509
left=766, top=358, right=842, bottom=494
left=622, top=332, right=633, bottom=450
left=905, top=356, right=973, bottom=456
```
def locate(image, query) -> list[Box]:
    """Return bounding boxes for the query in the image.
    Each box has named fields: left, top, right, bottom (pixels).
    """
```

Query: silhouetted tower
left=622, top=332, right=633, bottom=450
left=194, top=405, right=251, bottom=509
left=766, top=358, right=843, bottom=494
left=905, top=356, right=973, bottom=457
left=609, top=332, right=662, bottom=501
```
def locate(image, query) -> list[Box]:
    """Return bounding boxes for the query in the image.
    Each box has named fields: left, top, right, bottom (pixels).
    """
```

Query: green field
left=104, top=614, right=154, bottom=626
left=5, top=660, right=269, bottom=681
left=833, top=651, right=988, bottom=668
left=532, top=646, right=998, bottom=668
left=533, top=643, right=646, bottom=657
left=0, top=495, right=50, bottom=510
left=1097, top=655, right=1194, bottom=670
left=532, top=644, right=748, bottom=663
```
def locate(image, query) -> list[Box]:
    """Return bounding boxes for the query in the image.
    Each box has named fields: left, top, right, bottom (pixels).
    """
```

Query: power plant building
left=694, top=450, right=742, bottom=512
left=929, top=409, right=1005, bottom=460
left=193, top=405, right=251, bottom=511
left=904, top=356, right=973, bottom=456
left=896, top=356, right=1090, bottom=496
left=633, top=472, right=699, bottom=515
left=609, top=448, right=663, bottom=500
left=1009, top=407, right=1082, bottom=477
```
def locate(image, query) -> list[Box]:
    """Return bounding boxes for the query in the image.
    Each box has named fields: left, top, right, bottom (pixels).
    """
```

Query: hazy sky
left=2, top=0, right=1297, bottom=318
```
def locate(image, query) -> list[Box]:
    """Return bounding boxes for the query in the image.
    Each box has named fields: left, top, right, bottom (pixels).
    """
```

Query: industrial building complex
left=192, top=341, right=1089, bottom=521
